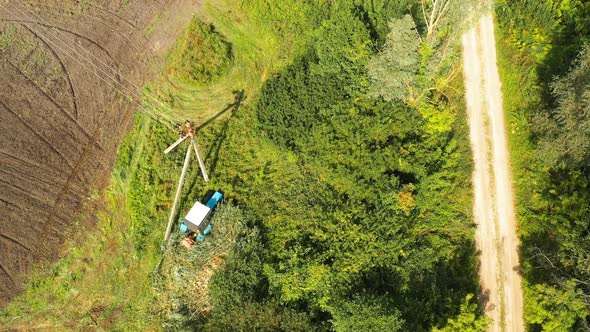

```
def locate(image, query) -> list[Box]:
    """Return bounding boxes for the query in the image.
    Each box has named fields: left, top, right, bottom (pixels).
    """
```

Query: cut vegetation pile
left=155, top=204, right=247, bottom=329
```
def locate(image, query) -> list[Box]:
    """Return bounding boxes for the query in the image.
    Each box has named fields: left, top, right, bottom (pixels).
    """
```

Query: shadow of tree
left=535, top=5, right=590, bottom=108
left=348, top=239, right=479, bottom=331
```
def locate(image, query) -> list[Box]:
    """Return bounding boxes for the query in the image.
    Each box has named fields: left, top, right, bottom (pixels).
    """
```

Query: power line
left=8, top=0, right=175, bottom=120
left=3, top=1, right=153, bottom=111
left=0, top=1, right=175, bottom=126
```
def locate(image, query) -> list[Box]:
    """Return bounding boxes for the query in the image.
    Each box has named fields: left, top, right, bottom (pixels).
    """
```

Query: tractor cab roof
left=183, top=202, right=211, bottom=232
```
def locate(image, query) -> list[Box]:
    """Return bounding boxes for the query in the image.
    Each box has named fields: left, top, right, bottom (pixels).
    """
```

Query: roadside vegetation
left=1, top=0, right=488, bottom=330
left=496, top=0, right=590, bottom=330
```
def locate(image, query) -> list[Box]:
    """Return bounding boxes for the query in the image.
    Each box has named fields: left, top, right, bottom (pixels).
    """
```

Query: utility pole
left=162, top=120, right=209, bottom=242
left=164, top=142, right=192, bottom=241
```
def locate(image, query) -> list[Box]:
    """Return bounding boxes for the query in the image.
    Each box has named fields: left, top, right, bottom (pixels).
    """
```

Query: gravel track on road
left=462, top=13, right=524, bottom=332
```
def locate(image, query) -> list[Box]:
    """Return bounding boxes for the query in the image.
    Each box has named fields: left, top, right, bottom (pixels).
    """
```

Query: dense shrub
left=211, top=1, right=483, bottom=331
left=166, top=18, right=232, bottom=85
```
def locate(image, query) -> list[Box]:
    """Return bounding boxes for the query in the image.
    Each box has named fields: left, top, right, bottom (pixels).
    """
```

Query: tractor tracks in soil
left=1, top=20, right=81, bottom=118
left=0, top=0, right=200, bottom=306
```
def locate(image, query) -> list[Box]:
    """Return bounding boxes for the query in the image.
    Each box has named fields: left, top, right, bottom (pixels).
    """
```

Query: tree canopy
left=369, top=15, right=422, bottom=101
left=535, top=46, right=590, bottom=169
left=202, top=0, right=485, bottom=331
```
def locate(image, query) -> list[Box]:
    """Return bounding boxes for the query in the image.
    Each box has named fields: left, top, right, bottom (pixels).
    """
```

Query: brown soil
left=0, top=0, right=201, bottom=307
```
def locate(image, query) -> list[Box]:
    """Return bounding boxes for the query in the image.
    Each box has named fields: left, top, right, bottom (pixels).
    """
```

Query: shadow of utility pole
left=196, top=89, right=245, bottom=132
left=204, top=89, right=245, bottom=176
left=177, top=89, right=246, bottom=203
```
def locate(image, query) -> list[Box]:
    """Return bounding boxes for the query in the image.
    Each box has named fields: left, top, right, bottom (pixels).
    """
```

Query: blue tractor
left=179, top=190, right=223, bottom=248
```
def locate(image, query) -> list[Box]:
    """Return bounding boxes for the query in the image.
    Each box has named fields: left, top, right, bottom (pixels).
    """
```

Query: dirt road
left=462, top=14, right=524, bottom=332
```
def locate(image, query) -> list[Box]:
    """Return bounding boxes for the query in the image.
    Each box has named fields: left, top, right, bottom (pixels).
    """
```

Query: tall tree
left=368, top=15, right=422, bottom=102
left=534, top=46, right=590, bottom=169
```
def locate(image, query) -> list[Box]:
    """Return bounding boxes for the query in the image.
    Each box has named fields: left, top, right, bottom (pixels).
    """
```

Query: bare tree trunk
left=421, top=0, right=452, bottom=38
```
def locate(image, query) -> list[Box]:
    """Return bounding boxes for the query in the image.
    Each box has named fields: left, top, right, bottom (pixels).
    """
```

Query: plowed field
left=0, top=0, right=199, bottom=306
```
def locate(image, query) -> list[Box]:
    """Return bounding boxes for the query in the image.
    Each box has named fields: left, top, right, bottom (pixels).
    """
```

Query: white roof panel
left=185, top=202, right=211, bottom=227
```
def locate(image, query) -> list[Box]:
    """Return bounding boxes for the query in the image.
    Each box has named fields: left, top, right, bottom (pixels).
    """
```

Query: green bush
left=167, top=18, right=232, bottom=85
